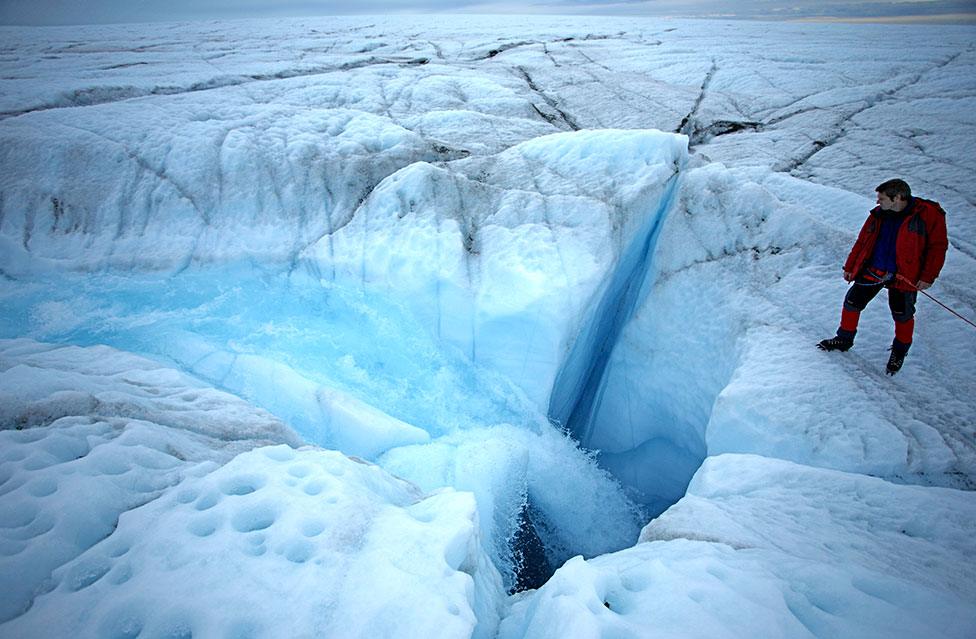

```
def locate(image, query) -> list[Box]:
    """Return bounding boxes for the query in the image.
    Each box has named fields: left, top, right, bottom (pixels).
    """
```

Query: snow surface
left=0, top=340, right=301, bottom=624
left=1, top=14, right=975, bottom=639
left=4, top=441, right=499, bottom=639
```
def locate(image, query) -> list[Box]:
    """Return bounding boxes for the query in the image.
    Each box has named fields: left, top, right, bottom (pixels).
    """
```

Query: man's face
left=876, top=192, right=907, bottom=212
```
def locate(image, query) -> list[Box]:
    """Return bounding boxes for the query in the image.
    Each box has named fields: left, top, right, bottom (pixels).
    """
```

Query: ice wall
left=305, top=129, right=688, bottom=410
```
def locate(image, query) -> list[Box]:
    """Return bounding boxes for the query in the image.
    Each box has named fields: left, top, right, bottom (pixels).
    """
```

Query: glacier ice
left=1, top=14, right=975, bottom=639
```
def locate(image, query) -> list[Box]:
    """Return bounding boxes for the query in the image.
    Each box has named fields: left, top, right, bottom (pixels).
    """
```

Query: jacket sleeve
left=843, top=215, right=876, bottom=274
left=919, top=205, right=949, bottom=283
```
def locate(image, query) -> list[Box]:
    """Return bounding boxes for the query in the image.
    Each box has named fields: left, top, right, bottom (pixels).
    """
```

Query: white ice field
left=1, top=14, right=975, bottom=639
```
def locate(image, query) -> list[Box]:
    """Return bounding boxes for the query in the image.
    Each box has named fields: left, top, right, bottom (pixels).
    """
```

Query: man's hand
left=843, top=270, right=854, bottom=282
left=916, top=280, right=933, bottom=291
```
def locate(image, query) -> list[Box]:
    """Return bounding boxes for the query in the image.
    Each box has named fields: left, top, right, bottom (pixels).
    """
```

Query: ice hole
left=219, top=475, right=266, bottom=497
left=98, top=609, right=145, bottom=639
left=282, top=539, right=314, bottom=563
left=300, top=519, right=326, bottom=537
left=65, top=557, right=111, bottom=592
left=187, top=514, right=220, bottom=538
left=108, top=563, right=133, bottom=586
left=193, top=492, right=220, bottom=511
left=231, top=504, right=277, bottom=533
left=27, top=477, right=58, bottom=498
left=508, top=502, right=552, bottom=593
left=303, top=479, right=326, bottom=496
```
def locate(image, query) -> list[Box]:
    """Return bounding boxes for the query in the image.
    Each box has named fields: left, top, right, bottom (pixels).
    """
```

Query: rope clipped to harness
left=895, top=274, right=976, bottom=330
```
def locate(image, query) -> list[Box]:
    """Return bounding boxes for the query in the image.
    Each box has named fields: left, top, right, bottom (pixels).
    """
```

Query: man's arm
left=844, top=214, right=877, bottom=279
left=918, top=204, right=949, bottom=286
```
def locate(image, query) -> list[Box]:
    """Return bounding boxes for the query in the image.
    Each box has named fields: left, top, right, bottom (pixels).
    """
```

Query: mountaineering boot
left=886, top=340, right=910, bottom=376
left=886, top=349, right=906, bottom=375
left=818, top=335, right=853, bottom=352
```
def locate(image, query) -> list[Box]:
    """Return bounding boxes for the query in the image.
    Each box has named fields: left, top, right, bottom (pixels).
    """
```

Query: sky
left=1, top=0, right=975, bottom=26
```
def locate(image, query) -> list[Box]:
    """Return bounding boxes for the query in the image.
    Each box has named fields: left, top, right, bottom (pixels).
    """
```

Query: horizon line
left=2, top=11, right=976, bottom=29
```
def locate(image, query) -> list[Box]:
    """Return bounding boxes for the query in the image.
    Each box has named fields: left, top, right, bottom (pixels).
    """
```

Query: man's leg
left=819, top=277, right=883, bottom=350
left=885, top=288, right=918, bottom=374
left=840, top=278, right=885, bottom=338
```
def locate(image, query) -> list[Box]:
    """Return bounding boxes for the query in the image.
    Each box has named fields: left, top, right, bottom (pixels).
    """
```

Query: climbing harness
left=894, top=274, right=976, bottom=330
left=858, top=266, right=893, bottom=284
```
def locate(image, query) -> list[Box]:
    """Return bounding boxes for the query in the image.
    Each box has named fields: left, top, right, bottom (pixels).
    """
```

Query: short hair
left=876, top=179, right=911, bottom=201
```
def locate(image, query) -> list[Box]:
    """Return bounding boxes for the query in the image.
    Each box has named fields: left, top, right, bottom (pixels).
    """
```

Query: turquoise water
left=0, top=263, right=540, bottom=446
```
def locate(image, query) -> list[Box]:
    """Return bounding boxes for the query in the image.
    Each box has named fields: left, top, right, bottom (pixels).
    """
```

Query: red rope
left=895, top=274, right=976, bottom=330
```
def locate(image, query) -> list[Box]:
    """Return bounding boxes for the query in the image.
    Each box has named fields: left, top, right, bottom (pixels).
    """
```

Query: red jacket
left=844, top=198, right=949, bottom=291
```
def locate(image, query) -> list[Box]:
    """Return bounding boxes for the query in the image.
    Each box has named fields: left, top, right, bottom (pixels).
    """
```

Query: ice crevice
left=476, top=40, right=541, bottom=61
left=675, top=57, right=718, bottom=146
left=549, top=171, right=681, bottom=448
left=515, top=66, right=581, bottom=132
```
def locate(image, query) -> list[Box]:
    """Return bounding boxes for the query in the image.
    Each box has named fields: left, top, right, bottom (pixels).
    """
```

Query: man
left=818, top=179, right=948, bottom=375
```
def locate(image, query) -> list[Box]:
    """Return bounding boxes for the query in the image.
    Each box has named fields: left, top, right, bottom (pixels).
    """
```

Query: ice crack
left=516, top=66, right=580, bottom=132
left=676, top=58, right=718, bottom=146
left=0, top=57, right=430, bottom=122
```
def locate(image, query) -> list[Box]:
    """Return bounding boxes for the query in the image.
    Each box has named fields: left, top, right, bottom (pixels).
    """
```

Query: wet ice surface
left=1, top=14, right=975, bottom=639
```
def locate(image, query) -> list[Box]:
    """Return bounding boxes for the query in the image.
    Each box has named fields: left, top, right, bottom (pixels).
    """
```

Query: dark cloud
left=1, top=0, right=974, bottom=26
